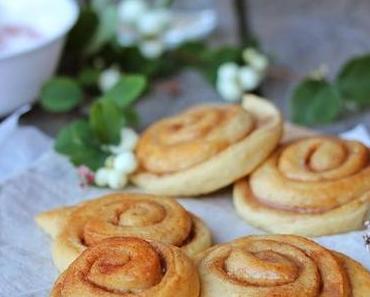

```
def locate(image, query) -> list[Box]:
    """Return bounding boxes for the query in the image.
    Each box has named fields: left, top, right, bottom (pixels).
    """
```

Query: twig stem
left=233, top=0, right=252, bottom=47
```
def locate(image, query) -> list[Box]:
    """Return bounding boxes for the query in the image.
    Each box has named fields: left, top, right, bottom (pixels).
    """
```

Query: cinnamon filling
left=179, top=222, right=196, bottom=247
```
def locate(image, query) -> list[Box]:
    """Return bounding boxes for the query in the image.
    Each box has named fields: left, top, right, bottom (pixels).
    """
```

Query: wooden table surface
left=21, top=0, right=370, bottom=136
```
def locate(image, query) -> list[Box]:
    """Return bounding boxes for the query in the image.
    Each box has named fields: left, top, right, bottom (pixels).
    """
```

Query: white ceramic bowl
left=0, top=0, right=79, bottom=116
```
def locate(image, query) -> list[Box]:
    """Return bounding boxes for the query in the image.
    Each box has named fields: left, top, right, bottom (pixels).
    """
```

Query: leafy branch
left=52, top=74, right=147, bottom=170
left=290, top=54, right=370, bottom=126
left=39, top=0, right=263, bottom=171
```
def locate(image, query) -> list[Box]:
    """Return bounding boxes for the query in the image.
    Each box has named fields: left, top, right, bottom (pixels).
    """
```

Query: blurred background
left=2, top=0, right=369, bottom=133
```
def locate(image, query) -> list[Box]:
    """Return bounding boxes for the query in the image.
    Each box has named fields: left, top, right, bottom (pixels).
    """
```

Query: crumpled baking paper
left=0, top=117, right=369, bottom=297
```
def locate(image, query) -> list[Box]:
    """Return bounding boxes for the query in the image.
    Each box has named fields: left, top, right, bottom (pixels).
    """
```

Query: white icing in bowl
left=0, top=0, right=79, bottom=116
left=0, top=0, right=79, bottom=60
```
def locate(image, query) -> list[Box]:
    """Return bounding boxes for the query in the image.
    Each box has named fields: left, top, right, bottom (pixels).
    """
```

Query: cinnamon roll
left=51, top=237, right=199, bottom=297
left=196, top=235, right=370, bottom=297
left=234, top=137, right=370, bottom=236
left=35, top=193, right=211, bottom=271
left=131, top=95, right=282, bottom=196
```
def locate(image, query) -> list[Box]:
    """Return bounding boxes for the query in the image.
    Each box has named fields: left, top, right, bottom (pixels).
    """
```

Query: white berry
left=107, top=170, right=128, bottom=189
left=104, top=155, right=115, bottom=168
left=216, top=78, right=243, bottom=102
left=136, top=9, right=170, bottom=36
left=99, top=67, right=120, bottom=92
left=113, top=151, right=138, bottom=174
left=118, top=0, right=148, bottom=25
left=139, top=39, right=164, bottom=59
left=120, top=128, right=138, bottom=150
left=243, top=48, right=268, bottom=72
left=217, top=62, right=239, bottom=81
left=238, top=66, right=261, bottom=91
left=109, top=128, right=139, bottom=154
left=95, top=168, right=111, bottom=187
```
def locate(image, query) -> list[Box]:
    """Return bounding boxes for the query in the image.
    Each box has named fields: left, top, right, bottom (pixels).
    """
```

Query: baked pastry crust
left=234, top=136, right=370, bottom=236
left=35, top=193, right=212, bottom=271
left=196, top=235, right=370, bottom=297
left=50, top=237, right=200, bottom=297
left=131, top=95, right=283, bottom=196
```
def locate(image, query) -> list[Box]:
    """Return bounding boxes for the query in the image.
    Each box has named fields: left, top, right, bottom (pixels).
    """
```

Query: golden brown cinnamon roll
left=35, top=193, right=211, bottom=271
left=234, top=137, right=370, bottom=236
left=131, top=95, right=282, bottom=196
left=51, top=237, right=200, bottom=297
left=196, top=235, right=370, bottom=297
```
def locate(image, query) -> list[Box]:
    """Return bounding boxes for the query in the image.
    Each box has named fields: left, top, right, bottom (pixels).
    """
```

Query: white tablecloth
left=0, top=109, right=369, bottom=297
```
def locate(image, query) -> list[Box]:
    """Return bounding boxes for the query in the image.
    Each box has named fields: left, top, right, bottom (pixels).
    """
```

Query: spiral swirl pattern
left=136, top=104, right=255, bottom=174
left=234, top=137, right=370, bottom=236
left=51, top=237, right=200, bottom=297
left=132, top=96, right=283, bottom=196
left=36, top=193, right=211, bottom=271
left=196, top=235, right=370, bottom=297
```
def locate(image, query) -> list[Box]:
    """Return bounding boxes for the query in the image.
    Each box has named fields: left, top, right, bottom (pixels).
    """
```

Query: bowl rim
left=0, top=0, right=80, bottom=62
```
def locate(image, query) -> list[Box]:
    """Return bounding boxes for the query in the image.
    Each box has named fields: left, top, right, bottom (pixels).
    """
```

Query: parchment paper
left=0, top=123, right=369, bottom=297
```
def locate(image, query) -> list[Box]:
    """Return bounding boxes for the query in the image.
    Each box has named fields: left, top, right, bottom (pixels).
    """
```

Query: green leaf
left=336, top=54, right=370, bottom=106
left=290, top=79, right=342, bottom=126
left=78, top=68, right=100, bottom=87
left=171, top=42, right=206, bottom=67
left=86, top=3, right=118, bottom=54
left=40, top=78, right=83, bottom=112
left=55, top=120, right=108, bottom=170
left=115, top=46, right=175, bottom=77
left=89, top=100, right=124, bottom=144
left=205, top=47, right=243, bottom=65
left=104, top=75, right=147, bottom=108
left=122, top=107, right=140, bottom=127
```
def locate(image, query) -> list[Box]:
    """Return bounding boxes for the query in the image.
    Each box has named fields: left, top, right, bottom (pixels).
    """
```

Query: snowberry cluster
left=98, top=66, right=121, bottom=93
left=216, top=48, right=268, bottom=102
left=95, top=127, right=139, bottom=189
left=117, top=0, right=172, bottom=59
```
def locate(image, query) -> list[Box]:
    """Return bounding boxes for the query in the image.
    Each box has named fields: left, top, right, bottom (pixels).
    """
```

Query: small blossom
left=216, top=61, right=264, bottom=102
left=117, top=27, right=137, bottom=47
left=118, top=0, right=148, bottom=25
left=216, top=63, right=243, bottom=101
left=218, top=62, right=239, bottom=81
left=109, top=128, right=139, bottom=154
left=242, top=48, right=268, bottom=73
left=107, top=170, right=128, bottom=189
left=119, top=128, right=139, bottom=150
left=216, top=78, right=243, bottom=102
left=139, top=39, right=164, bottom=59
left=95, top=167, right=111, bottom=187
left=104, top=155, right=115, bottom=168
left=136, top=9, right=171, bottom=37
left=238, top=66, right=261, bottom=91
left=113, top=151, right=138, bottom=174
left=99, top=67, right=121, bottom=92
left=117, top=1, right=173, bottom=59
left=96, top=126, right=139, bottom=189
left=77, top=165, right=95, bottom=187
